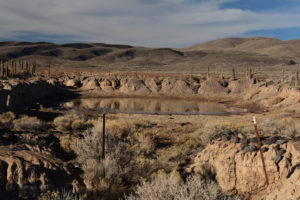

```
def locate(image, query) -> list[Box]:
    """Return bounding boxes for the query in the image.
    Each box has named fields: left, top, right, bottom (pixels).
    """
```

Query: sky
left=0, top=0, right=300, bottom=47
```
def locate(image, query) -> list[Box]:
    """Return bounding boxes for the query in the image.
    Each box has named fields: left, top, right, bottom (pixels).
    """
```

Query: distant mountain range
left=0, top=37, right=299, bottom=72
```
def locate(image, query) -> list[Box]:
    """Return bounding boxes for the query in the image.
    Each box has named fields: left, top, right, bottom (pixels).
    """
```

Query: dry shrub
left=260, top=119, right=299, bottom=138
left=0, top=111, right=15, bottom=130
left=125, top=172, right=242, bottom=200
left=199, top=122, right=244, bottom=145
left=131, top=133, right=155, bottom=155
left=38, top=189, right=82, bottom=200
left=13, top=116, right=45, bottom=131
left=106, top=120, right=131, bottom=138
left=59, top=135, right=78, bottom=155
left=72, top=124, right=132, bottom=197
left=54, top=110, right=91, bottom=131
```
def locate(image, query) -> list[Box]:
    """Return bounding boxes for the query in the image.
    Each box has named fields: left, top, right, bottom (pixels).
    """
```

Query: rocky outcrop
left=185, top=136, right=300, bottom=200
left=0, top=145, right=82, bottom=199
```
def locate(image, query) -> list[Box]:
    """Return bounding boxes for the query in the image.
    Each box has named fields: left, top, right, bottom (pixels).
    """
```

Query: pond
left=61, top=97, right=243, bottom=115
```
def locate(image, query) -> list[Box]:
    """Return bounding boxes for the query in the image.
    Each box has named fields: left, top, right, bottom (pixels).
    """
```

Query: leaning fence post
left=253, top=116, right=269, bottom=186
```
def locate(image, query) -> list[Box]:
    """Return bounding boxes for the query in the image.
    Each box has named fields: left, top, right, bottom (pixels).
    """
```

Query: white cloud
left=0, top=0, right=300, bottom=47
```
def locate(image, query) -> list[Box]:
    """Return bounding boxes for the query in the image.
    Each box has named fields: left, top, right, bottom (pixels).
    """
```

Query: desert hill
left=185, top=37, right=300, bottom=58
left=0, top=37, right=299, bottom=73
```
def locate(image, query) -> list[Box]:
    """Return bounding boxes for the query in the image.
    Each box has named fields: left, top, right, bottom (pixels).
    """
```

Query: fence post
left=253, top=116, right=269, bottom=186
left=102, top=108, right=106, bottom=159
left=206, top=66, right=210, bottom=79
left=48, top=64, right=51, bottom=77
left=295, top=69, right=298, bottom=87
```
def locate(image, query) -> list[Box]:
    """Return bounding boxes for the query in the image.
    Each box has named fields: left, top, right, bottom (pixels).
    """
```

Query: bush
left=53, top=110, right=91, bottom=131
left=13, top=116, right=45, bottom=131
left=59, top=135, right=78, bottom=155
left=125, top=172, right=243, bottom=200
left=72, top=124, right=132, bottom=196
left=260, top=119, right=299, bottom=138
left=0, top=111, right=15, bottom=130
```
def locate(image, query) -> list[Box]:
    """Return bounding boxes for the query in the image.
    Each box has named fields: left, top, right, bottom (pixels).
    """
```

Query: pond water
left=61, top=97, right=243, bottom=115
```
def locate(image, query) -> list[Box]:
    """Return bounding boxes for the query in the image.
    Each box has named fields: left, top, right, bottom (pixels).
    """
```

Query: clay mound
left=198, top=79, right=229, bottom=97
left=144, top=78, right=161, bottom=94
left=160, top=78, right=176, bottom=94
left=47, top=78, right=59, bottom=86
left=172, top=80, right=194, bottom=95
left=65, top=79, right=77, bottom=87
left=119, top=79, right=150, bottom=95
left=99, top=79, right=115, bottom=92
left=228, top=79, right=253, bottom=95
left=185, top=138, right=300, bottom=200
left=81, top=78, right=100, bottom=90
left=0, top=146, right=78, bottom=199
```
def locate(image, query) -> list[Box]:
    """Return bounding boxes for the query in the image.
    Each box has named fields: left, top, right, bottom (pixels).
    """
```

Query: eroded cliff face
left=185, top=137, right=300, bottom=200
left=1, top=74, right=300, bottom=111
left=61, top=75, right=300, bottom=109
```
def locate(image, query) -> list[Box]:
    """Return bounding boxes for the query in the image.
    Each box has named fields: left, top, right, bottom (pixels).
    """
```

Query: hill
left=0, top=37, right=299, bottom=73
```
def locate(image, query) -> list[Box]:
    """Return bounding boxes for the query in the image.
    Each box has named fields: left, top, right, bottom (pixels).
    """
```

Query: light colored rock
left=65, top=79, right=76, bottom=87
left=81, top=78, right=100, bottom=90
left=186, top=140, right=300, bottom=199
left=0, top=146, right=80, bottom=199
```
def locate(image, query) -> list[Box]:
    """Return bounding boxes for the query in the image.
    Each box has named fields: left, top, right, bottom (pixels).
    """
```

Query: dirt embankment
left=1, top=73, right=300, bottom=112
left=59, top=74, right=300, bottom=110
left=185, top=135, right=300, bottom=200
left=0, top=145, right=83, bottom=199
left=0, top=78, right=77, bottom=111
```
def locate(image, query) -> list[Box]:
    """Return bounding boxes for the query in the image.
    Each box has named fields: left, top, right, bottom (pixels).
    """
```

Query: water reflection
left=62, top=98, right=240, bottom=113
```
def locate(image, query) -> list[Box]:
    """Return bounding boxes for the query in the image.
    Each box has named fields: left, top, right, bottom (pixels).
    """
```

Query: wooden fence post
left=48, top=64, right=51, bottom=77
left=102, top=109, right=106, bottom=159
left=295, top=69, right=299, bottom=87
left=206, top=66, right=210, bottom=79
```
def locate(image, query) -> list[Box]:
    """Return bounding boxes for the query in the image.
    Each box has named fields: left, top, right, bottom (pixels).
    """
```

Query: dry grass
left=59, top=135, right=78, bottom=155
left=259, top=118, right=299, bottom=138
left=53, top=110, right=92, bottom=131
left=13, top=116, right=46, bottom=131
left=125, top=171, right=242, bottom=200
left=38, top=189, right=83, bottom=200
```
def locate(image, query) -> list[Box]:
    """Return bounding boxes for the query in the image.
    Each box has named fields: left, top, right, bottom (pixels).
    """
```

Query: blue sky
left=0, top=0, right=299, bottom=47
